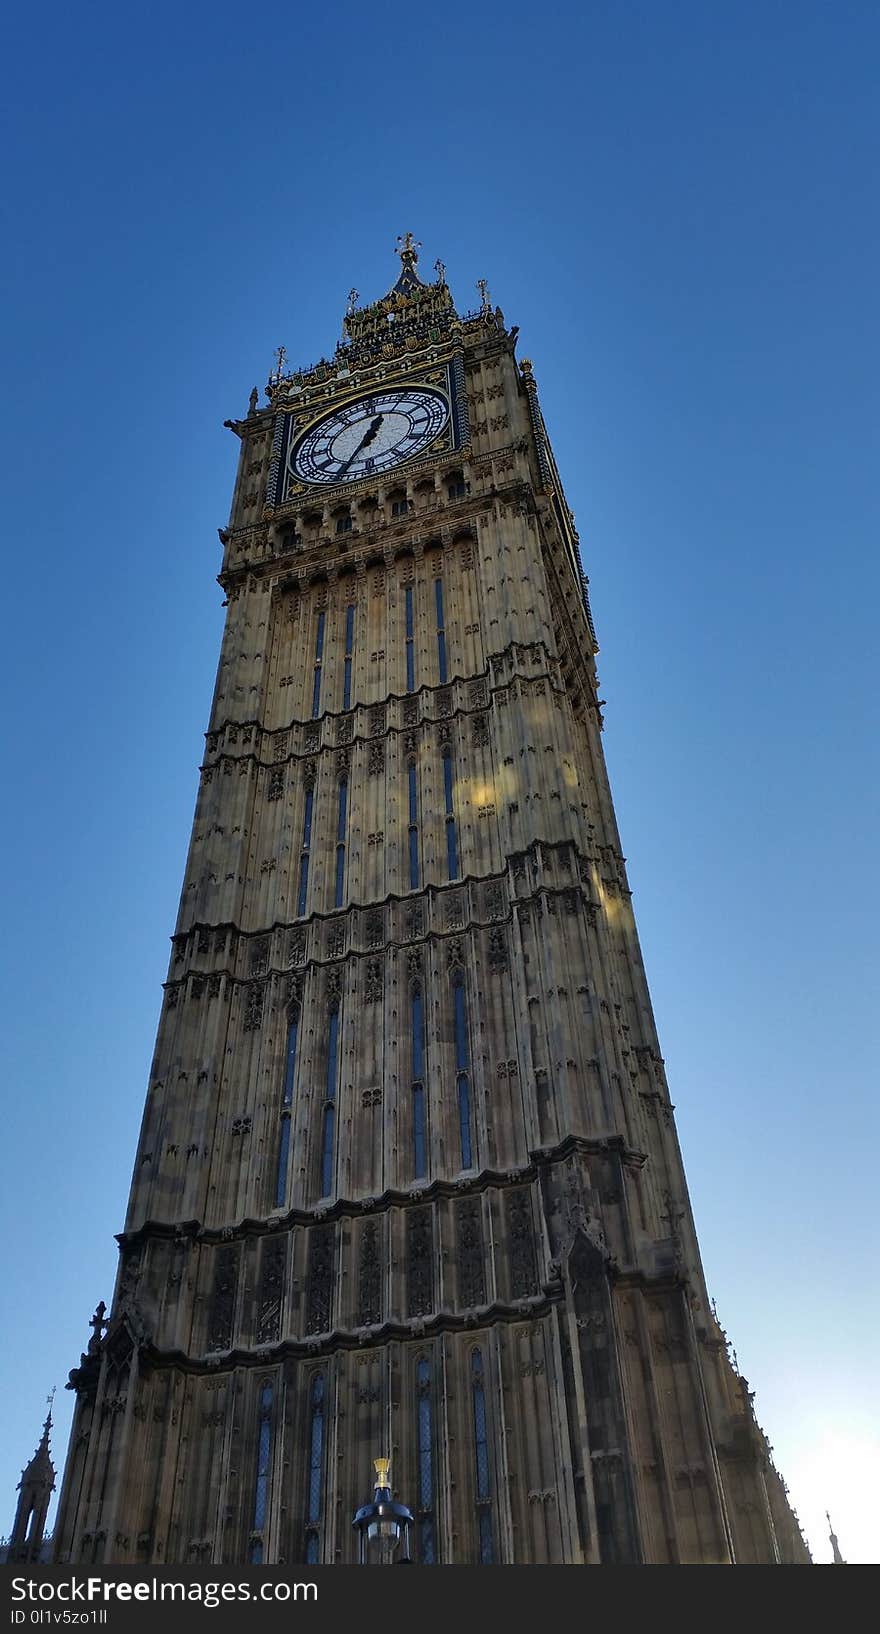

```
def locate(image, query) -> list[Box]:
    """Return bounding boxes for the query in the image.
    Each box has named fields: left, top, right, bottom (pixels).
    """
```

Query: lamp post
left=353, top=1457, right=414, bottom=1565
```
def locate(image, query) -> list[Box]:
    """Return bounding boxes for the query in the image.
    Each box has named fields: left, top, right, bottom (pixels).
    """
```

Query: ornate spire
left=391, top=231, right=425, bottom=298
left=827, top=1512, right=846, bottom=1565
left=8, top=1395, right=56, bottom=1562
left=24, top=1393, right=56, bottom=1481
left=333, top=238, right=457, bottom=373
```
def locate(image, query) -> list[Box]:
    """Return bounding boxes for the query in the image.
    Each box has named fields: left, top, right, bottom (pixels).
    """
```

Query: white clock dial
left=289, top=387, right=449, bottom=485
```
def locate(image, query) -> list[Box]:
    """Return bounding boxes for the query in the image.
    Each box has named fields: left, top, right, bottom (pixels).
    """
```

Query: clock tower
left=53, top=239, right=809, bottom=1565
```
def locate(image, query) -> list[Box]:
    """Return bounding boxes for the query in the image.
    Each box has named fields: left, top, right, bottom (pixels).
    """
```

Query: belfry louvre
left=54, top=240, right=809, bottom=1565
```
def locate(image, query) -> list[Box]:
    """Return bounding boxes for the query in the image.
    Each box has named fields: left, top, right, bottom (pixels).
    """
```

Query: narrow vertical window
left=453, top=978, right=473, bottom=1170
left=434, top=578, right=447, bottom=683
left=416, top=1357, right=435, bottom=1562
left=334, top=779, right=347, bottom=909
left=320, top=1008, right=339, bottom=1197
left=297, top=785, right=314, bottom=917
left=342, top=603, right=355, bottom=711
left=443, top=749, right=459, bottom=880
left=311, top=610, right=326, bottom=718
left=304, top=1372, right=325, bottom=1565
left=275, top=1012, right=299, bottom=1207
left=471, top=1350, right=493, bottom=1563
left=249, top=1380, right=274, bottom=1564
left=411, top=987, right=426, bottom=1179
left=407, top=761, right=419, bottom=890
left=405, top=585, right=415, bottom=692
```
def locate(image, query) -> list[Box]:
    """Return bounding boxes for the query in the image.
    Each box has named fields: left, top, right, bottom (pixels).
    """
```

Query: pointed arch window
left=404, top=584, right=415, bottom=693
left=275, top=1010, right=299, bottom=1207
left=453, top=976, right=473, bottom=1170
left=471, top=1349, right=494, bottom=1563
left=304, top=1372, right=325, bottom=1565
left=296, top=782, right=314, bottom=918
left=342, top=602, right=356, bottom=711
left=434, top=578, right=448, bottom=683
left=249, top=1380, right=274, bottom=1564
left=416, top=1356, right=436, bottom=1562
left=411, top=986, right=426, bottom=1179
left=334, top=778, right=348, bottom=909
left=407, top=760, right=419, bottom=890
left=320, top=1006, right=340, bottom=1197
left=443, top=749, right=459, bottom=881
left=311, top=610, right=326, bottom=718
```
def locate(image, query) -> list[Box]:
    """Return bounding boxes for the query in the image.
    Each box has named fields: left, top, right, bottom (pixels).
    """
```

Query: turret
left=6, top=1392, right=56, bottom=1563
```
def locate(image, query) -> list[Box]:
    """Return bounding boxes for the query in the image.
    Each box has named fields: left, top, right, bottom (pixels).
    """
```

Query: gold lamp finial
left=373, top=1456, right=391, bottom=1491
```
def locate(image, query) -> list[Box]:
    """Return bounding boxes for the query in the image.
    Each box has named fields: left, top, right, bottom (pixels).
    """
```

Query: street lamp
left=353, top=1457, right=414, bottom=1565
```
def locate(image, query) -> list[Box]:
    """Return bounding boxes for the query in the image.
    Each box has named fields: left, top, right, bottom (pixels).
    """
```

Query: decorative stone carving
left=445, top=894, right=464, bottom=928
left=365, top=958, right=384, bottom=1003
left=256, top=1237, right=286, bottom=1345
left=456, top=1199, right=486, bottom=1309
left=405, top=904, right=424, bottom=940
left=357, top=1220, right=382, bottom=1327
left=242, top=980, right=265, bottom=1031
left=485, top=883, right=504, bottom=919
left=406, top=1207, right=434, bottom=1318
left=207, top=1244, right=238, bottom=1351
left=506, top=1189, right=539, bottom=1298
left=305, top=1225, right=334, bottom=1335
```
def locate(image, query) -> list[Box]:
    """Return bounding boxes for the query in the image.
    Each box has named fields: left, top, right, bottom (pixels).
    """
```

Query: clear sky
left=1, top=0, right=877, bottom=1565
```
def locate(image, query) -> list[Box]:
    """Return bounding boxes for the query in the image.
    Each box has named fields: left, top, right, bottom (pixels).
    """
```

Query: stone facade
left=53, top=245, right=810, bottom=1565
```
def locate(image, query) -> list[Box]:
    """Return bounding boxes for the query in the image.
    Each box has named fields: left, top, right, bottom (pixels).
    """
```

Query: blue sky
left=1, top=1, right=877, bottom=1564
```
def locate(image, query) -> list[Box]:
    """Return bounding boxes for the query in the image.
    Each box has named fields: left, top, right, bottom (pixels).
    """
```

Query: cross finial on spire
left=347, top=288, right=359, bottom=315
left=46, top=1386, right=56, bottom=1420
left=87, top=1300, right=108, bottom=1355
left=477, top=277, right=491, bottom=312
left=395, top=231, right=421, bottom=264
left=270, top=345, right=287, bottom=384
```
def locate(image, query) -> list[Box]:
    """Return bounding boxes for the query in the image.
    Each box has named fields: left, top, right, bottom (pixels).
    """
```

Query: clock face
left=289, top=386, right=450, bottom=486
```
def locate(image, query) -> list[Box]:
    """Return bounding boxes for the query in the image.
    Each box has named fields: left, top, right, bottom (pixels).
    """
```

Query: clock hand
left=336, top=414, right=384, bottom=478
left=360, top=413, right=384, bottom=448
